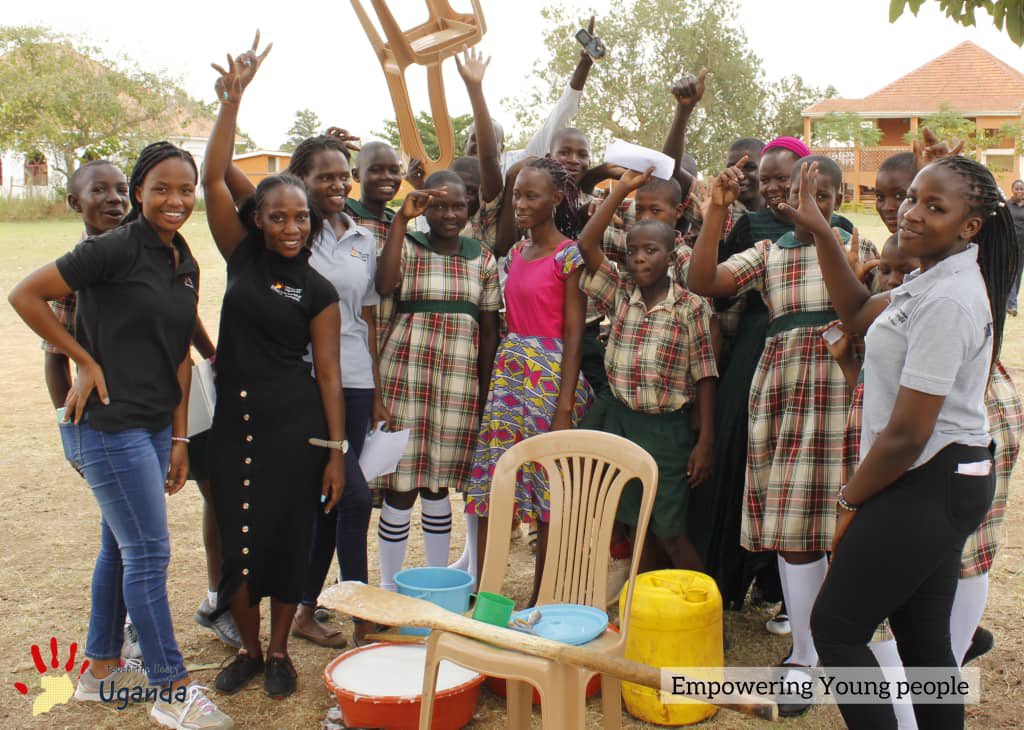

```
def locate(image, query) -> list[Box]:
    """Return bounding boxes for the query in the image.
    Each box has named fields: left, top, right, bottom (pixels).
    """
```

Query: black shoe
left=963, top=626, right=994, bottom=664
left=774, top=661, right=812, bottom=718
left=264, top=655, right=297, bottom=699
left=214, top=652, right=264, bottom=694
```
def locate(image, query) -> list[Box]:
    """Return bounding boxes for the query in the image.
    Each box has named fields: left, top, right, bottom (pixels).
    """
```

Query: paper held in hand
left=603, top=138, right=676, bottom=180
left=359, top=422, right=411, bottom=480
left=187, top=358, right=216, bottom=437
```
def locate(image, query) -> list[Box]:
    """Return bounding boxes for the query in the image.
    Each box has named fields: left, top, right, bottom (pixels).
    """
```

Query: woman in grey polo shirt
left=787, top=156, right=1017, bottom=729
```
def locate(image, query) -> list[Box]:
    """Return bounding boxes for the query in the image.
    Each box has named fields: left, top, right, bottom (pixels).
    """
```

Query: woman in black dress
left=202, top=46, right=345, bottom=699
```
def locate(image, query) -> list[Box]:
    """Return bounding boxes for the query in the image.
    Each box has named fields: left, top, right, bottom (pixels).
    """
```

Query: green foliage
left=768, top=76, right=838, bottom=140
left=501, top=0, right=825, bottom=173
left=813, top=112, right=883, bottom=146
left=281, top=109, right=322, bottom=152
left=0, top=25, right=194, bottom=184
left=903, top=103, right=1024, bottom=153
left=373, top=112, right=474, bottom=161
left=234, top=131, right=258, bottom=155
left=889, top=0, right=1024, bottom=46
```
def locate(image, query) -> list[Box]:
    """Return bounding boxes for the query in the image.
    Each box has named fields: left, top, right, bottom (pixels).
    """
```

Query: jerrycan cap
left=684, top=588, right=708, bottom=603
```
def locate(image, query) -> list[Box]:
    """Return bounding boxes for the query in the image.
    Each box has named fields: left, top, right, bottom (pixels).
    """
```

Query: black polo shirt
left=56, top=216, right=199, bottom=432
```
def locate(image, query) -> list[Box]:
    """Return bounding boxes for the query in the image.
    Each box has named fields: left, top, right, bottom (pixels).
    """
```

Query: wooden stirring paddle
left=320, top=582, right=778, bottom=721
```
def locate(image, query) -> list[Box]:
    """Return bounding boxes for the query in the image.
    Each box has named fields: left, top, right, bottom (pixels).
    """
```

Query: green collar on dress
left=346, top=198, right=395, bottom=222
left=406, top=230, right=482, bottom=259
left=775, top=228, right=850, bottom=249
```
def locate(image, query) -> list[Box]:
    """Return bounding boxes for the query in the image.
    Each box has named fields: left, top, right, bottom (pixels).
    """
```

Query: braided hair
left=524, top=157, right=582, bottom=239
left=238, top=173, right=322, bottom=249
left=286, top=135, right=351, bottom=180
left=124, top=142, right=197, bottom=224
left=930, top=156, right=1018, bottom=369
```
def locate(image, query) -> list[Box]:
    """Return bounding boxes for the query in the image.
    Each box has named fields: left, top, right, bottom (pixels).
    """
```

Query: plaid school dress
left=961, top=360, right=1023, bottom=577
left=725, top=229, right=880, bottom=552
left=377, top=232, right=501, bottom=494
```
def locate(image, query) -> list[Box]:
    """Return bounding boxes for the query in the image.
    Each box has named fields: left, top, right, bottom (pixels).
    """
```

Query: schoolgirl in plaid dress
left=689, top=154, right=875, bottom=713
left=374, top=171, right=500, bottom=592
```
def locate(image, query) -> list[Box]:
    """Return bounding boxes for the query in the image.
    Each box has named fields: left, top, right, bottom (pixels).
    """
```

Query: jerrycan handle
left=649, top=577, right=685, bottom=596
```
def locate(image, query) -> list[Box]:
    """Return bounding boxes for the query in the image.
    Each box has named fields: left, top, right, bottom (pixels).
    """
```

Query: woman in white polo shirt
left=782, top=156, right=1017, bottom=730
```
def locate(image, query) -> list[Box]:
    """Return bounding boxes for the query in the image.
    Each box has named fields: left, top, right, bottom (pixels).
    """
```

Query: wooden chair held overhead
left=350, top=0, right=486, bottom=174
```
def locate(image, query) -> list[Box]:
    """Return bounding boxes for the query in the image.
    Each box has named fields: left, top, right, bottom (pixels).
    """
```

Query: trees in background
left=374, top=111, right=474, bottom=161
left=890, top=0, right=1024, bottom=45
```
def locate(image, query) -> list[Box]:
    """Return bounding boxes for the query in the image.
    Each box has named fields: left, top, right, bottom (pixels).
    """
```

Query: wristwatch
left=308, top=437, right=349, bottom=453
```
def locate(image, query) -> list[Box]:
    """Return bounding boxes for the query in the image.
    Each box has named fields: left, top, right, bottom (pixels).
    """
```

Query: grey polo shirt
left=307, top=214, right=379, bottom=389
left=861, top=244, right=992, bottom=468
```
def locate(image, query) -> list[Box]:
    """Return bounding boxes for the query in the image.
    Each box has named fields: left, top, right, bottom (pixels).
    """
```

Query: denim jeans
left=75, top=419, right=188, bottom=686
left=301, top=388, right=374, bottom=605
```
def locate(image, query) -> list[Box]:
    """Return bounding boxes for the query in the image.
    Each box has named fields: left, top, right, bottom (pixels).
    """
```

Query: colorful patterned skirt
left=465, top=333, right=592, bottom=523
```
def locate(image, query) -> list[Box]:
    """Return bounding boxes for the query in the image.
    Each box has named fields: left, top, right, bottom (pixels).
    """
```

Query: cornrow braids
left=124, top=142, right=197, bottom=223
left=525, top=157, right=582, bottom=239
left=238, top=173, right=323, bottom=249
left=931, top=156, right=1018, bottom=369
left=286, top=135, right=351, bottom=180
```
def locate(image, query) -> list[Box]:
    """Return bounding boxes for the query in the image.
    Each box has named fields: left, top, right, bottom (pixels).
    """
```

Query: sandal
left=291, top=620, right=348, bottom=648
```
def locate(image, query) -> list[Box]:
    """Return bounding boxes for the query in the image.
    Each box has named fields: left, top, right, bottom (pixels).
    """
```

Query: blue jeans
left=1009, top=251, right=1024, bottom=311
left=72, top=420, right=188, bottom=686
left=301, top=388, right=374, bottom=605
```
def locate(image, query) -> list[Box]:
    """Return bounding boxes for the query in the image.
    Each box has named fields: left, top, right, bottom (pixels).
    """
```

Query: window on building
left=24, top=153, right=48, bottom=187
left=268, top=156, right=279, bottom=173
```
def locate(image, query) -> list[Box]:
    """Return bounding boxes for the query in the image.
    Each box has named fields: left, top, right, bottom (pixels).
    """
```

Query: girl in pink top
left=466, top=158, right=592, bottom=604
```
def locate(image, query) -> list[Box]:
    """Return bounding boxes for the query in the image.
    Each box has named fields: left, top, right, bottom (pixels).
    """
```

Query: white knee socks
left=448, top=513, right=478, bottom=580
left=420, top=496, right=453, bottom=567
left=950, top=573, right=989, bottom=666
left=778, top=555, right=828, bottom=667
left=378, top=503, right=412, bottom=592
left=869, top=639, right=918, bottom=730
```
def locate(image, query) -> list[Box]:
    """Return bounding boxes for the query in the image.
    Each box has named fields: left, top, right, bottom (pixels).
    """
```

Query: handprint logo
left=12, top=638, right=88, bottom=716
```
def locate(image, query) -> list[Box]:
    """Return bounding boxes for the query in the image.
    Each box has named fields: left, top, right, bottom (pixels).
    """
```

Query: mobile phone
left=575, top=28, right=607, bottom=60
left=821, top=324, right=844, bottom=346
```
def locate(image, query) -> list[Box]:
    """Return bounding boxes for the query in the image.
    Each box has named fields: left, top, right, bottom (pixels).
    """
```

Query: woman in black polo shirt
left=202, top=52, right=345, bottom=700
left=9, top=142, right=233, bottom=729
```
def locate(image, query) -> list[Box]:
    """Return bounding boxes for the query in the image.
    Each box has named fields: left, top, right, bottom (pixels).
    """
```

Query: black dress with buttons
left=209, top=237, right=339, bottom=612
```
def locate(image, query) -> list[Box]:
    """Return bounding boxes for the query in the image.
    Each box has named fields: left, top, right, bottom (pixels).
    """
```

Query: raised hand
left=840, top=228, right=879, bottom=284
left=579, top=15, right=597, bottom=60
left=404, top=158, right=426, bottom=190
left=455, top=47, right=490, bottom=87
left=671, top=68, right=708, bottom=108
left=325, top=126, right=361, bottom=153
left=708, top=155, right=747, bottom=208
left=399, top=188, right=446, bottom=219
left=211, top=54, right=243, bottom=105
left=235, top=30, right=272, bottom=91
left=775, top=161, right=829, bottom=231
left=913, top=127, right=964, bottom=169
left=613, top=166, right=655, bottom=195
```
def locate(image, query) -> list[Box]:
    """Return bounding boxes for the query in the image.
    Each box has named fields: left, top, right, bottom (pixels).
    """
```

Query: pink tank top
left=504, top=239, right=583, bottom=339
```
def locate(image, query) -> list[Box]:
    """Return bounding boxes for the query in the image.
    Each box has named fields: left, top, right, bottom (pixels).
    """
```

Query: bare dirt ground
left=0, top=215, right=1021, bottom=728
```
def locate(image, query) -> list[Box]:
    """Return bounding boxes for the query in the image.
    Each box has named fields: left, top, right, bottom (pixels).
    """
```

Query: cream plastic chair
left=349, top=0, right=486, bottom=175
left=418, top=430, right=658, bottom=729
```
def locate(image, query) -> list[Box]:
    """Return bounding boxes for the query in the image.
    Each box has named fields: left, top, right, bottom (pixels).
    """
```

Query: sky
left=6, top=0, right=1024, bottom=149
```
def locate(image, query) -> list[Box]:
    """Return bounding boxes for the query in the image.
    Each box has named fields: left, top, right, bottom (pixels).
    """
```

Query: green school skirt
left=581, top=390, right=693, bottom=538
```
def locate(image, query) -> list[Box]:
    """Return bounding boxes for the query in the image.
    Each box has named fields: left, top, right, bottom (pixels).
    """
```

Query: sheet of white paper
left=603, top=138, right=676, bottom=180
left=359, top=422, right=411, bottom=481
left=187, top=358, right=216, bottom=437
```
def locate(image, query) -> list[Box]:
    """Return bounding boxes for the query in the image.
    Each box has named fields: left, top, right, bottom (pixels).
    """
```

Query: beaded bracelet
left=837, top=487, right=859, bottom=512
left=171, top=436, right=190, bottom=444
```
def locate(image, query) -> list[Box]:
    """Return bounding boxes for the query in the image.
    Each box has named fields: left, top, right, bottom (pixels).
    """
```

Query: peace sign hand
left=840, top=228, right=879, bottom=284
left=456, top=47, right=491, bottom=87
left=775, top=161, right=829, bottom=231
left=211, top=54, right=242, bottom=105
left=709, top=154, right=747, bottom=208
left=913, top=126, right=964, bottom=169
left=672, top=68, right=708, bottom=109
left=236, top=30, right=272, bottom=91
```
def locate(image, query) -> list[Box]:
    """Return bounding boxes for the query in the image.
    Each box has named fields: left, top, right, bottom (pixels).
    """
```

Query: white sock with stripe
left=420, top=496, right=453, bottom=567
left=378, top=503, right=412, bottom=592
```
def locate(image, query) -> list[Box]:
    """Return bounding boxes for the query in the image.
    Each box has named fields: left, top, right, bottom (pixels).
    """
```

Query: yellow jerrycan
left=619, top=569, right=723, bottom=725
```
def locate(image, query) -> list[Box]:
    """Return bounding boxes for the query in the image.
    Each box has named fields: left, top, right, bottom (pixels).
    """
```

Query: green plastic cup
left=472, top=591, right=516, bottom=626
